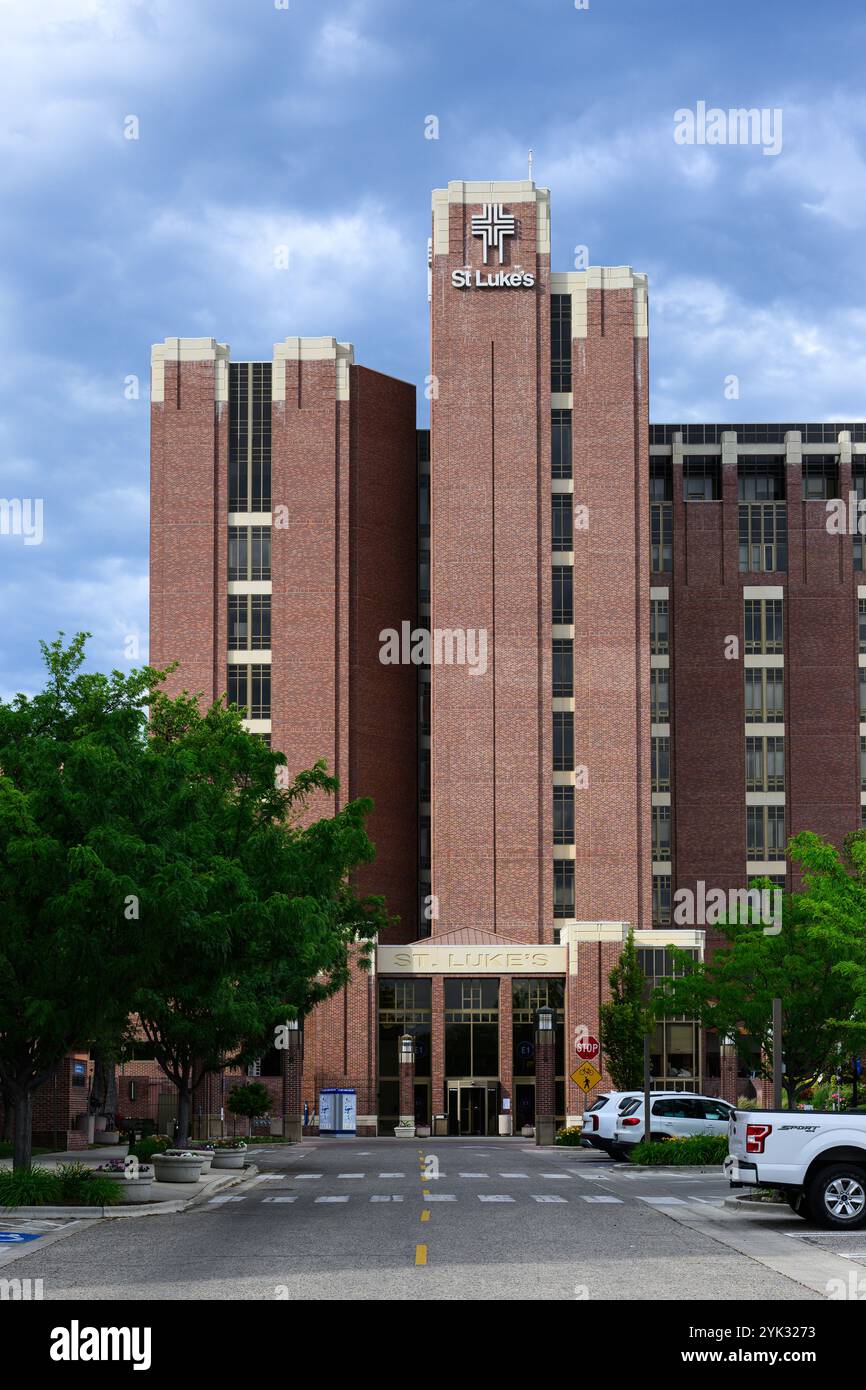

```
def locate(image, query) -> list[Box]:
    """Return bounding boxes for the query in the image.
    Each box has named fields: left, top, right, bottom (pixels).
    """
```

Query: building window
left=651, top=668, right=670, bottom=722
left=651, top=599, right=669, bottom=654
left=552, top=638, right=573, bottom=697
left=551, top=294, right=572, bottom=393
left=419, top=680, right=431, bottom=735
left=553, top=786, right=574, bottom=844
left=553, top=711, right=574, bottom=771
left=228, top=594, right=271, bottom=651
left=552, top=565, right=573, bottom=624
left=802, top=459, right=839, bottom=499
left=552, top=493, right=573, bottom=552
left=861, top=668, right=866, bottom=718
left=419, top=747, right=430, bottom=800
left=744, top=598, right=783, bottom=653
left=649, top=460, right=672, bottom=501
left=419, top=472, right=430, bottom=540
left=229, top=362, right=272, bottom=511
left=553, top=861, right=575, bottom=918
left=651, top=735, right=670, bottom=792
left=228, top=525, right=271, bottom=581
left=652, top=804, right=672, bottom=861
left=739, top=503, right=787, bottom=572
left=860, top=599, right=866, bottom=654
left=512, top=979, right=565, bottom=1078
left=683, top=458, right=720, bottom=501
left=420, top=815, right=431, bottom=871
left=444, top=979, right=499, bottom=1076
left=650, top=502, right=673, bottom=571
left=419, top=549, right=430, bottom=604
left=738, top=461, right=785, bottom=501
left=746, top=735, right=784, bottom=791
left=652, top=874, right=672, bottom=925
left=552, top=409, right=572, bottom=479
left=747, top=804, right=786, bottom=860
left=227, top=663, right=271, bottom=720
left=379, top=978, right=432, bottom=1106
left=745, top=668, right=784, bottom=722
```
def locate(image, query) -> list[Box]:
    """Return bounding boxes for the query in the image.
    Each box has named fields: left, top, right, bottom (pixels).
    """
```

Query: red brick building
left=122, top=180, right=866, bottom=1139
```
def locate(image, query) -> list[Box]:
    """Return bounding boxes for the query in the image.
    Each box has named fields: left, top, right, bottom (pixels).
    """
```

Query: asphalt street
left=4, top=1139, right=863, bottom=1300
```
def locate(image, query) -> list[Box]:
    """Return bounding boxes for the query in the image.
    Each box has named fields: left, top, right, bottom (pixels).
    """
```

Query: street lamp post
left=399, top=1033, right=416, bottom=1127
left=535, top=1006, right=556, bottom=1146
left=281, top=1019, right=302, bottom=1142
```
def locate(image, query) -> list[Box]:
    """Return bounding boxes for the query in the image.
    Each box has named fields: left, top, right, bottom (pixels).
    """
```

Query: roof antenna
left=528, top=148, right=534, bottom=182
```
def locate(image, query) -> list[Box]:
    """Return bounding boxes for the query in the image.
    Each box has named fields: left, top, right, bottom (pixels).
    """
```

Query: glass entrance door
left=459, top=1085, right=485, bottom=1136
left=447, top=1082, right=499, bottom=1135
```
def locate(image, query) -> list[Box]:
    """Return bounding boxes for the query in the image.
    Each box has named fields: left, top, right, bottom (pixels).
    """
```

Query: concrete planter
left=187, top=1149, right=214, bottom=1171
left=152, top=1153, right=204, bottom=1183
left=211, top=1150, right=246, bottom=1170
left=394, top=1125, right=416, bottom=1138
left=100, top=1168, right=155, bottom=1203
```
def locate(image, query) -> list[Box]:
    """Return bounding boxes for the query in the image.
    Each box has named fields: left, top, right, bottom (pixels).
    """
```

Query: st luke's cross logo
left=471, top=203, right=516, bottom=264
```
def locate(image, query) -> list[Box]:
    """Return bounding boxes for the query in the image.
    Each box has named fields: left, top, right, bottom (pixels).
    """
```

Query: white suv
left=582, top=1092, right=646, bottom=1156
left=614, top=1093, right=735, bottom=1156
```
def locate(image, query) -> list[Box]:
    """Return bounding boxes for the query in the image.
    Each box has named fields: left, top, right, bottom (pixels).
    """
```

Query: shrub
left=226, top=1082, right=272, bottom=1121
left=0, top=1165, right=61, bottom=1207
left=736, top=1095, right=759, bottom=1110
left=55, top=1162, right=122, bottom=1206
left=128, top=1135, right=171, bottom=1164
left=628, top=1134, right=728, bottom=1166
left=554, top=1126, right=584, bottom=1146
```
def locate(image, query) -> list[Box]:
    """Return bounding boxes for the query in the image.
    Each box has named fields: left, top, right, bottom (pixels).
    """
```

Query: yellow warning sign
left=571, top=1062, right=602, bottom=1092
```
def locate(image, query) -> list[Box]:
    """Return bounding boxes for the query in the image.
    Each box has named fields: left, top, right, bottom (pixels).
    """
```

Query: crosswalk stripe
left=370, top=1195, right=404, bottom=1203
left=261, top=1196, right=298, bottom=1203
left=478, top=1195, right=515, bottom=1202
left=637, top=1196, right=687, bottom=1206
left=315, top=1196, right=349, bottom=1203
left=580, top=1195, right=623, bottom=1204
left=532, top=1195, right=568, bottom=1203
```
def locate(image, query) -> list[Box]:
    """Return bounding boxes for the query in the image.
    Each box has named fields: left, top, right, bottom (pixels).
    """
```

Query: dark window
left=553, top=860, right=575, bottom=918
left=652, top=874, right=671, bottom=924
left=228, top=526, right=271, bottom=580
left=651, top=668, right=670, bottom=722
left=552, top=638, right=573, bottom=697
left=652, top=805, right=671, bottom=860
left=651, top=503, right=672, bottom=571
left=552, top=494, right=573, bottom=551
left=444, top=980, right=499, bottom=1077
left=683, top=458, right=720, bottom=500
left=552, top=409, right=572, bottom=479
left=651, top=736, right=670, bottom=791
left=227, top=664, right=271, bottom=720
left=739, top=503, right=787, bottom=572
left=419, top=550, right=430, bottom=605
left=860, top=599, right=866, bottom=654
left=378, top=978, right=432, bottom=1081
left=745, top=668, right=783, bottom=722
left=229, top=363, right=271, bottom=510
left=553, top=785, right=574, bottom=844
left=551, top=295, right=572, bottom=393
left=419, top=680, right=431, bottom=735
left=744, top=598, right=783, bottom=653
left=802, top=458, right=838, bottom=500
left=746, top=735, right=784, bottom=792
left=228, top=594, right=271, bottom=650
left=738, top=460, right=785, bottom=500
left=649, top=460, right=672, bottom=501
left=553, top=711, right=574, bottom=771
left=419, top=473, right=430, bottom=539
left=420, top=815, right=431, bottom=870
left=552, top=565, right=573, bottom=623
left=747, top=805, right=785, bottom=860
left=651, top=599, right=669, bottom=654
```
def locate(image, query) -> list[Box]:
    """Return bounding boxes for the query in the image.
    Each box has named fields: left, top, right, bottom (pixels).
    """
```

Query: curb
left=724, top=1193, right=791, bottom=1214
left=613, top=1164, right=726, bottom=1174
left=0, top=1164, right=260, bottom=1221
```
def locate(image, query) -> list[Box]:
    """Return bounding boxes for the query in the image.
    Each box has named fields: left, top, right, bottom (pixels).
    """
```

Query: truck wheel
left=807, top=1166, right=866, bottom=1229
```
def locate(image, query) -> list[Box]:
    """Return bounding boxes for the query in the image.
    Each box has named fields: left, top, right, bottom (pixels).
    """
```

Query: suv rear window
left=620, top=1099, right=641, bottom=1116
left=585, top=1097, right=610, bottom=1113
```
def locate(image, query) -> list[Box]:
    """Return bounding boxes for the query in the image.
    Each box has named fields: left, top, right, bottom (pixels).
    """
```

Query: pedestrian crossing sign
left=571, top=1062, right=602, bottom=1092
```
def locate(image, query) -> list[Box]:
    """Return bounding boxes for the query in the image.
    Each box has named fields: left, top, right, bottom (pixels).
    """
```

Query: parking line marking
left=415, top=1244, right=428, bottom=1266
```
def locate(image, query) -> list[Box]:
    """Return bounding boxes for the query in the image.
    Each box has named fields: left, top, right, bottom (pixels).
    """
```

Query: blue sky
left=2, top=0, right=866, bottom=695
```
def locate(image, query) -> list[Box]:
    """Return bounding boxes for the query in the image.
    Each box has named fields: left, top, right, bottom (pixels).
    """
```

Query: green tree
left=652, top=833, right=866, bottom=1107
left=0, top=635, right=158, bottom=1169
left=227, top=1081, right=272, bottom=1135
left=131, top=689, right=388, bottom=1147
left=599, top=930, right=652, bottom=1089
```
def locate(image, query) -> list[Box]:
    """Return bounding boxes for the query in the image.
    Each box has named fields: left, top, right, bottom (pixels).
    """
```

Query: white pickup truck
left=725, top=1108, right=866, bottom=1228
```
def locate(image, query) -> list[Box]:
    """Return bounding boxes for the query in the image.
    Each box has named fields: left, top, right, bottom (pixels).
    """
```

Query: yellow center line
left=415, top=1243, right=428, bottom=1266
left=421, top=1209, right=430, bottom=1222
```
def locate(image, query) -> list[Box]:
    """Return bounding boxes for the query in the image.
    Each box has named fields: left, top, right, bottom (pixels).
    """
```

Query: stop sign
left=575, top=1034, right=600, bottom=1062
